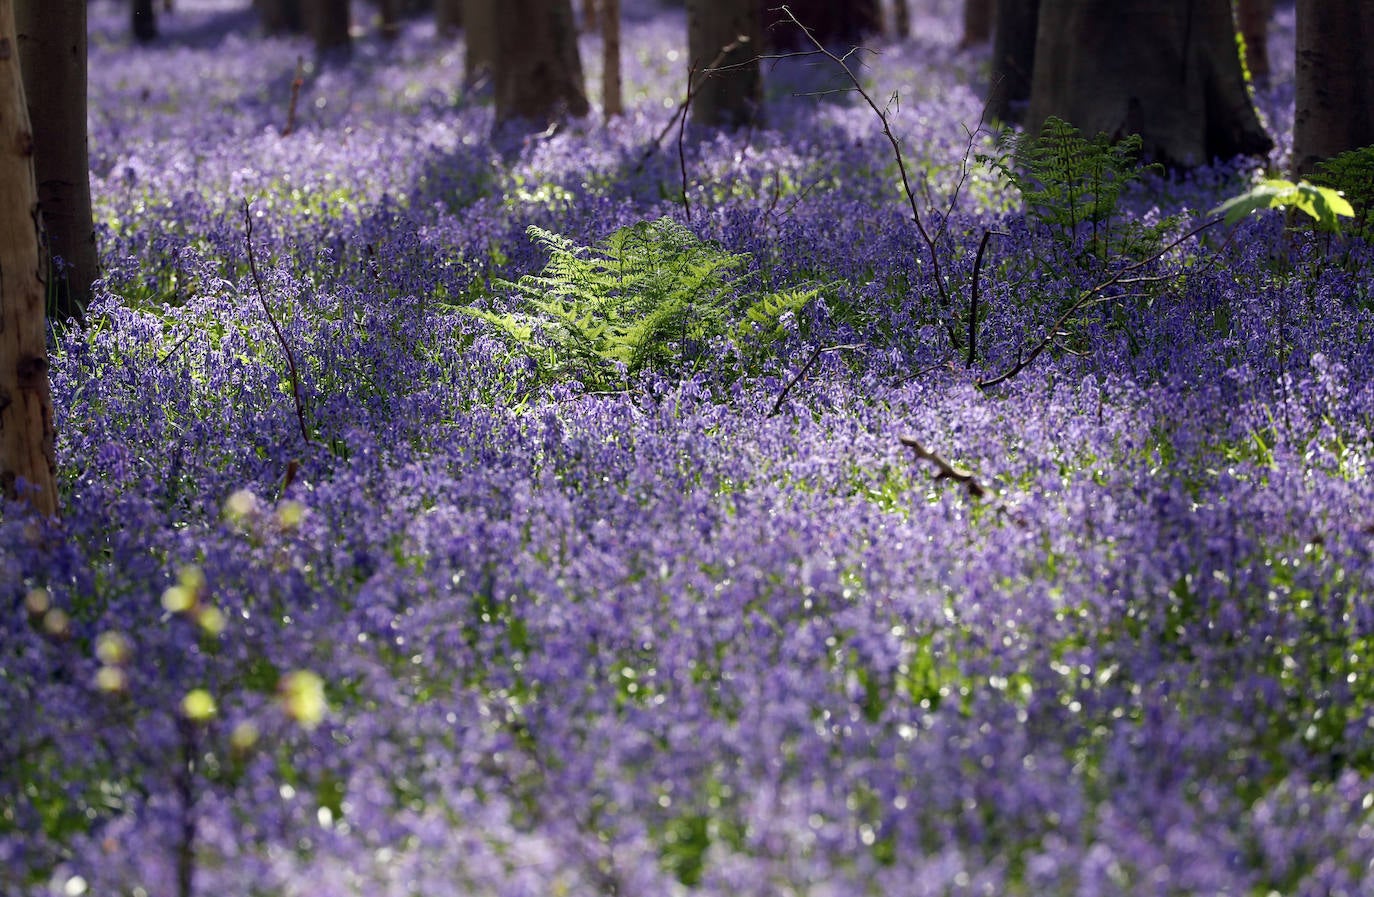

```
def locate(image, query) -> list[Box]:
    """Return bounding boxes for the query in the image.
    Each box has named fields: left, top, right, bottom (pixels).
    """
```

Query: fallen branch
left=281, top=56, right=305, bottom=137
left=899, top=434, right=986, bottom=498
left=242, top=199, right=312, bottom=446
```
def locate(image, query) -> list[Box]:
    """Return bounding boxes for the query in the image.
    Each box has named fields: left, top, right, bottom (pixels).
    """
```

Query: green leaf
left=1211, top=178, right=1356, bottom=232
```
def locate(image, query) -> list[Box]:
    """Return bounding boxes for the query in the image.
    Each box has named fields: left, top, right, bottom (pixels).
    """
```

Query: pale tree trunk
left=1027, top=0, right=1271, bottom=167
left=687, top=0, right=762, bottom=129
left=16, top=0, right=96, bottom=325
left=960, top=0, right=993, bottom=47
left=1235, top=0, right=1274, bottom=85
left=435, top=0, right=460, bottom=36
left=988, top=0, right=1038, bottom=123
left=1292, top=0, right=1374, bottom=176
left=304, top=0, right=350, bottom=61
left=0, top=0, right=58, bottom=518
left=601, top=0, right=622, bottom=118
left=132, top=0, right=157, bottom=41
left=492, top=0, right=588, bottom=128
left=463, top=0, right=494, bottom=87
left=890, top=0, right=910, bottom=39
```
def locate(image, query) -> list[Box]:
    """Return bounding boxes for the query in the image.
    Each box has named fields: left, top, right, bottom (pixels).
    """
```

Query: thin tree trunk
left=492, top=0, right=588, bottom=128
left=961, top=0, right=993, bottom=47
left=435, top=0, right=460, bottom=35
left=0, top=0, right=59, bottom=518
left=891, top=0, right=910, bottom=39
left=687, top=0, right=762, bottom=129
left=581, top=0, right=597, bottom=32
left=304, top=0, right=350, bottom=61
left=132, top=0, right=158, bottom=41
left=1235, top=0, right=1274, bottom=85
left=463, top=0, right=494, bottom=87
left=1292, top=0, right=1374, bottom=176
left=988, top=0, right=1038, bottom=123
left=16, top=0, right=97, bottom=324
left=378, top=0, right=400, bottom=40
left=601, top=0, right=621, bottom=118
left=256, top=0, right=304, bottom=34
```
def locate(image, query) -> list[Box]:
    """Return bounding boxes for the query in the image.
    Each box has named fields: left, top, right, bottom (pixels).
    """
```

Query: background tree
left=256, top=0, right=304, bottom=34
left=16, top=0, right=97, bottom=323
left=686, top=0, right=761, bottom=128
left=1026, top=0, right=1271, bottom=167
left=304, top=0, right=350, bottom=61
left=960, top=0, right=992, bottom=47
left=462, top=0, right=494, bottom=87
left=581, top=0, right=597, bottom=32
left=132, top=0, right=157, bottom=42
left=1236, top=0, right=1274, bottom=85
left=601, top=0, right=622, bottom=118
left=766, top=0, right=881, bottom=50
left=890, top=0, right=910, bottom=39
left=988, top=0, right=1038, bottom=123
left=1292, top=0, right=1374, bottom=176
left=0, top=0, right=58, bottom=518
left=435, top=0, right=460, bottom=35
left=491, top=0, right=588, bottom=128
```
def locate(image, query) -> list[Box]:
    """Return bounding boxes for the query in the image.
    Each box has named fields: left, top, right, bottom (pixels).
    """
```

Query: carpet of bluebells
left=5, top=1, right=1374, bottom=894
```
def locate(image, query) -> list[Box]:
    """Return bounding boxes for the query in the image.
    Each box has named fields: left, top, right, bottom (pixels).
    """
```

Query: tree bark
left=0, top=0, right=58, bottom=518
left=1235, top=0, right=1273, bottom=85
left=256, top=0, right=304, bottom=34
left=581, top=0, right=597, bottom=32
left=988, top=0, right=1038, bottom=123
left=687, top=0, right=762, bottom=129
left=132, top=0, right=158, bottom=42
left=1292, top=0, right=1374, bottom=176
left=491, top=0, right=588, bottom=128
left=16, top=0, right=96, bottom=324
left=304, top=0, right=350, bottom=61
left=1026, top=0, right=1271, bottom=167
left=766, top=0, right=880, bottom=49
left=462, top=0, right=494, bottom=87
left=435, top=0, right=460, bottom=35
left=961, top=0, right=993, bottom=47
left=890, top=0, right=910, bottom=39
left=601, top=0, right=622, bottom=118
left=378, top=0, right=401, bottom=40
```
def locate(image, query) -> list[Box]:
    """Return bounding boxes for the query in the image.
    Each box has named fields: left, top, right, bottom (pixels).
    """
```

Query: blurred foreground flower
left=279, top=670, right=327, bottom=729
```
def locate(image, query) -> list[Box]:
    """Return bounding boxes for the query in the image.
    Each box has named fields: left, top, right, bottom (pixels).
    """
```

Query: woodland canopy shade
left=4, top=2, right=1374, bottom=896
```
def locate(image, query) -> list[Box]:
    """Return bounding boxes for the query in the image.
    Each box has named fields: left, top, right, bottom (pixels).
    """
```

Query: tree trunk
left=581, top=0, right=597, bottom=32
left=1292, top=0, right=1374, bottom=176
left=601, top=0, right=622, bottom=118
left=256, top=0, right=304, bottom=34
left=1236, top=0, right=1273, bottom=85
left=988, top=0, right=1038, bottom=123
left=687, top=0, right=762, bottom=129
left=131, top=0, right=158, bottom=41
left=462, top=0, right=494, bottom=87
left=1026, top=0, right=1271, bottom=167
left=304, top=0, right=350, bottom=61
left=16, top=0, right=96, bottom=324
left=378, top=0, right=401, bottom=40
left=890, top=0, right=910, bottom=39
left=435, top=0, right=460, bottom=35
left=961, top=0, right=993, bottom=47
left=767, top=0, right=880, bottom=49
left=0, top=0, right=59, bottom=518
left=491, top=0, right=588, bottom=128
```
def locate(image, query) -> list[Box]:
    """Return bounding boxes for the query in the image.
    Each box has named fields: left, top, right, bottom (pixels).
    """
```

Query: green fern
left=1308, top=145, right=1374, bottom=240
left=459, top=218, right=812, bottom=390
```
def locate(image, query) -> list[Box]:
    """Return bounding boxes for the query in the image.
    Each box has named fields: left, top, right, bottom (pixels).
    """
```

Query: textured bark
left=435, top=0, right=461, bottom=35
left=0, top=0, right=58, bottom=518
left=601, top=0, right=622, bottom=118
left=1027, top=0, right=1272, bottom=167
left=988, top=0, right=1038, bottom=123
left=1292, top=0, right=1374, bottom=176
left=304, top=0, right=350, bottom=61
left=1236, top=0, right=1274, bottom=85
left=462, top=0, right=494, bottom=86
left=767, top=0, right=880, bottom=49
left=491, top=0, right=588, bottom=127
left=961, top=0, right=993, bottom=47
left=256, top=0, right=305, bottom=34
left=16, top=0, right=96, bottom=324
left=131, top=0, right=157, bottom=42
left=687, top=0, right=761, bottom=129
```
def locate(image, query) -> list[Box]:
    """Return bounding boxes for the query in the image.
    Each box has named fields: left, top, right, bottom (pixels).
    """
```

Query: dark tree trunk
left=378, top=0, right=401, bottom=40
left=0, top=0, right=58, bottom=518
left=1292, top=0, right=1374, bottom=176
left=601, top=0, right=622, bottom=118
left=891, top=0, right=910, bottom=39
left=581, top=0, right=597, bottom=32
left=988, top=0, right=1038, bottom=123
left=304, top=0, right=350, bottom=61
left=256, top=0, right=304, bottom=33
left=435, top=0, right=460, bottom=35
left=492, top=0, right=588, bottom=128
left=132, top=0, right=158, bottom=41
left=1236, top=0, right=1274, bottom=85
left=463, top=0, right=494, bottom=87
left=1027, top=0, right=1271, bottom=167
left=16, top=0, right=97, bottom=324
left=687, top=0, right=762, bottom=129
left=766, top=0, right=880, bottom=49
left=961, top=0, right=993, bottom=47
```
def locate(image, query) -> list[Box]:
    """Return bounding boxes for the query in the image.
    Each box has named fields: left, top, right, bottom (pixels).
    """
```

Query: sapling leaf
left=1211, top=178, right=1355, bottom=232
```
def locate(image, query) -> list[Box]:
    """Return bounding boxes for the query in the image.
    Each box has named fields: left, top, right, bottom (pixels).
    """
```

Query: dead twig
left=966, top=228, right=1005, bottom=367
left=767, top=343, right=864, bottom=417
left=281, top=56, right=305, bottom=137
left=242, top=199, right=312, bottom=446
left=899, top=434, right=986, bottom=498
